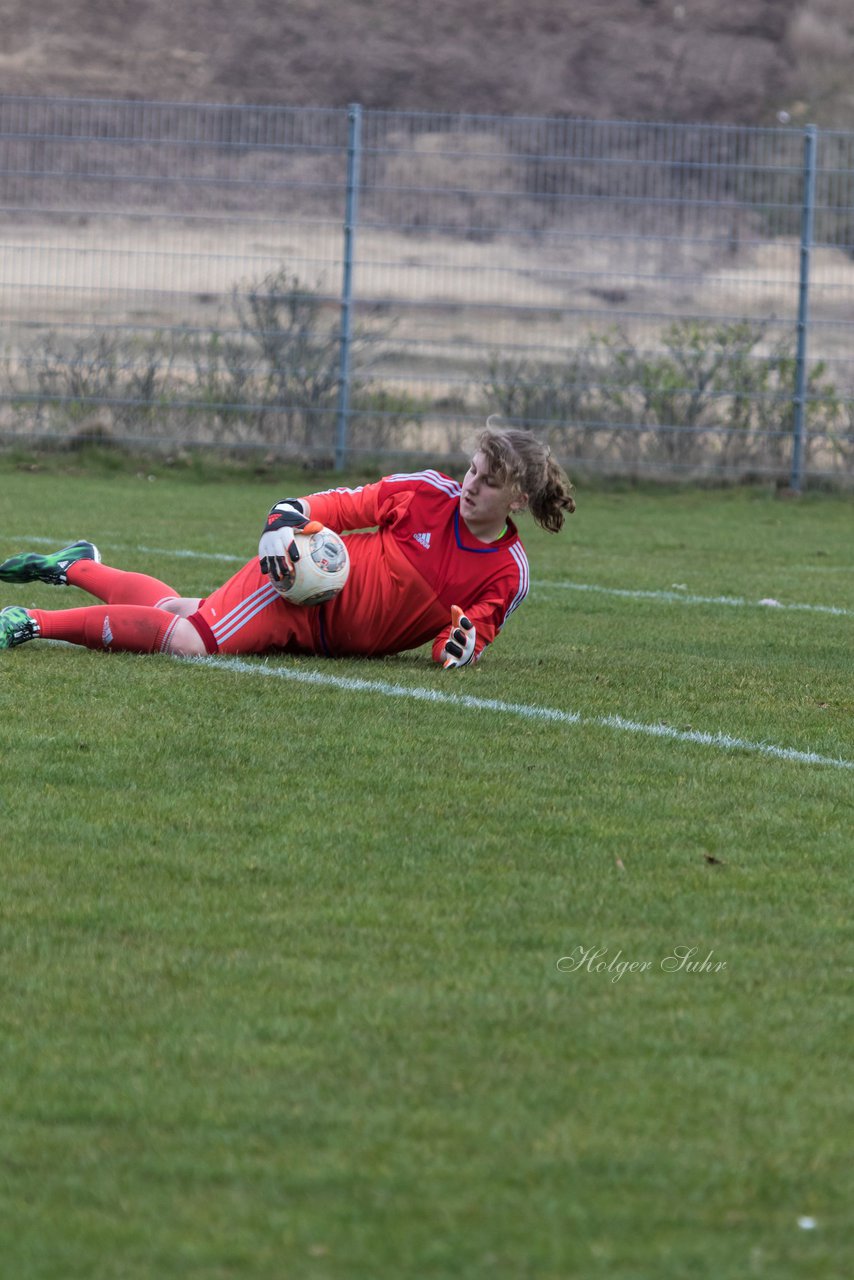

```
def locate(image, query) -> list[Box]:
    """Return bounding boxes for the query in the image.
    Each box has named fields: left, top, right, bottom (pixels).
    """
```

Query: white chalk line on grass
left=13, top=537, right=854, bottom=617
left=531, top=579, right=854, bottom=619
left=188, top=655, right=854, bottom=771
left=20, top=535, right=243, bottom=564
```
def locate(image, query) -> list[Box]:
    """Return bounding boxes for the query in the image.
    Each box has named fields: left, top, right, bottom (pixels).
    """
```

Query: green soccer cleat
left=0, top=539, right=101, bottom=586
left=0, top=606, right=41, bottom=650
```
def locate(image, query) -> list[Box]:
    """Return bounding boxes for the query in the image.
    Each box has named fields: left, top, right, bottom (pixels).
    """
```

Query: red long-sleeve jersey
left=306, top=469, right=530, bottom=662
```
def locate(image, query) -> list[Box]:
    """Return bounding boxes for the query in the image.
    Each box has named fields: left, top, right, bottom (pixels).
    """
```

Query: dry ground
left=3, top=216, right=852, bottom=321
left=2, top=1, right=854, bottom=128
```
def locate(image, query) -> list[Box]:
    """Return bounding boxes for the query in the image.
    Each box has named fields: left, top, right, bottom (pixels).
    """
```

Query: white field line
left=188, top=656, right=854, bottom=771
left=135, top=544, right=244, bottom=563
left=14, top=537, right=853, bottom=618
left=531, top=579, right=854, bottom=619
left=20, top=535, right=244, bottom=564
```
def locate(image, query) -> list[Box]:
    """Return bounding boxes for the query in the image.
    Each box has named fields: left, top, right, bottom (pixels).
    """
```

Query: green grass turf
left=0, top=462, right=851, bottom=1279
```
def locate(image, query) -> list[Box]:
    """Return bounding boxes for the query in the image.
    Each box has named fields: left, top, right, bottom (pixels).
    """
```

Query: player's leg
left=0, top=602, right=205, bottom=655
left=68, top=560, right=183, bottom=608
left=0, top=540, right=101, bottom=585
left=184, top=560, right=317, bottom=655
left=0, top=539, right=181, bottom=608
left=157, top=596, right=204, bottom=617
left=2, top=560, right=312, bottom=658
left=160, top=617, right=208, bottom=655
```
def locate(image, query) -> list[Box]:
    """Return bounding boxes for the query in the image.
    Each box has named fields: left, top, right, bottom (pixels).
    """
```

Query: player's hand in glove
left=258, top=499, right=319, bottom=587
left=442, top=605, right=476, bottom=668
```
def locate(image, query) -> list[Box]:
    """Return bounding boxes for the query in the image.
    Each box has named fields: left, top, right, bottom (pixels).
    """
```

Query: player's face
left=460, top=451, right=520, bottom=540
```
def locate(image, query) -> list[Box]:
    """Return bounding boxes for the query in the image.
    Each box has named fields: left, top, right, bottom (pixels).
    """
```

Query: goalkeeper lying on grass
left=0, top=424, right=574, bottom=668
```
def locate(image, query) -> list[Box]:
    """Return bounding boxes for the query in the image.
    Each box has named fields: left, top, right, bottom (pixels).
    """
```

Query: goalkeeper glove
left=442, top=605, right=476, bottom=668
left=259, top=499, right=312, bottom=586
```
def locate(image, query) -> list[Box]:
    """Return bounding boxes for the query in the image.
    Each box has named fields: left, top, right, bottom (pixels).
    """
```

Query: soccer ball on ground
left=276, top=525, right=350, bottom=606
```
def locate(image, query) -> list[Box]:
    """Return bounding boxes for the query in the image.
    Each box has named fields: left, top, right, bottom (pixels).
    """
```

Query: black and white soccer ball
left=276, top=525, right=350, bottom=606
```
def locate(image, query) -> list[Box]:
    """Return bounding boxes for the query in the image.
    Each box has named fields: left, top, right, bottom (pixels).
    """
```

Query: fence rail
left=1, top=95, right=853, bottom=485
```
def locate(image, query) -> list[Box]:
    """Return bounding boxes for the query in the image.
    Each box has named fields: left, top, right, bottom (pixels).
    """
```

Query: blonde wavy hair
left=477, top=418, right=576, bottom=532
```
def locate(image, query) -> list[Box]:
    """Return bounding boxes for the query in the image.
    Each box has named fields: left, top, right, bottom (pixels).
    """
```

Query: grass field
left=0, top=455, right=851, bottom=1279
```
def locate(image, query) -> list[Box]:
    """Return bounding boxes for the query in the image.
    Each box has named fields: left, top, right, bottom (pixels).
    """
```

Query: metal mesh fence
left=1, top=95, right=852, bottom=484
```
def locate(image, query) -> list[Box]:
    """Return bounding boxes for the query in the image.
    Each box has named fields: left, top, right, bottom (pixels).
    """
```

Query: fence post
left=790, top=123, right=817, bottom=492
left=335, top=103, right=362, bottom=471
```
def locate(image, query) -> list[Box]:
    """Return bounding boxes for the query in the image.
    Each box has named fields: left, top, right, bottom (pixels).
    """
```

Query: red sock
left=68, top=560, right=179, bottom=607
left=32, top=605, right=178, bottom=653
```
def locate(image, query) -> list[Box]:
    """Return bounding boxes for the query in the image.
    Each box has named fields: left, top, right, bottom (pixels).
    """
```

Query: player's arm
left=258, top=498, right=322, bottom=588
left=434, top=602, right=495, bottom=668
left=440, top=606, right=477, bottom=668
left=300, top=482, right=388, bottom=534
left=258, top=479, right=395, bottom=587
left=433, top=563, right=528, bottom=668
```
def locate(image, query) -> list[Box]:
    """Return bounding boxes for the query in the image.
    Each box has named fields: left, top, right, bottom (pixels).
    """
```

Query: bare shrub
left=348, top=387, right=428, bottom=456
left=6, top=331, right=175, bottom=441
left=231, top=269, right=341, bottom=449
left=482, top=319, right=844, bottom=479
left=180, top=267, right=388, bottom=454
left=483, top=348, right=605, bottom=462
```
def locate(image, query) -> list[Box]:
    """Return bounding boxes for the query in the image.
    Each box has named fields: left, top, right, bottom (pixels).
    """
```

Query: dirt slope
left=0, top=1, right=851, bottom=126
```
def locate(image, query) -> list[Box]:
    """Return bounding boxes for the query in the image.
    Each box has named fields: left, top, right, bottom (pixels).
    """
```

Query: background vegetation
left=5, top=274, right=850, bottom=481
